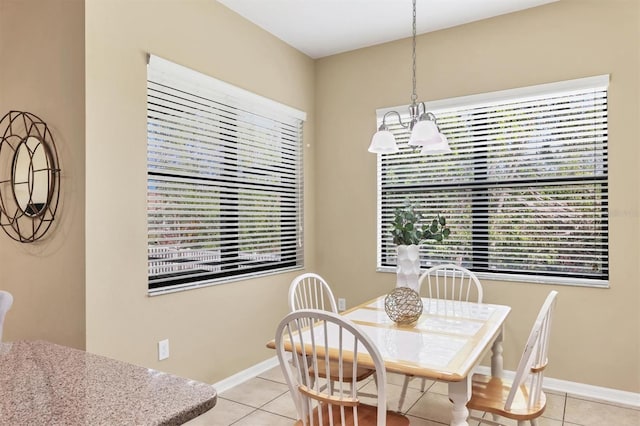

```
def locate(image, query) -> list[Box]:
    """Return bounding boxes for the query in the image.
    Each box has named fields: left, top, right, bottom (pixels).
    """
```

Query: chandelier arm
left=415, top=103, right=437, bottom=121
left=381, top=110, right=409, bottom=129
left=417, top=105, right=436, bottom=120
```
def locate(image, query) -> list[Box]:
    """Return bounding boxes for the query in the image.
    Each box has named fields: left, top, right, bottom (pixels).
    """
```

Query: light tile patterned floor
left=186, top=366, right=640, bottom=425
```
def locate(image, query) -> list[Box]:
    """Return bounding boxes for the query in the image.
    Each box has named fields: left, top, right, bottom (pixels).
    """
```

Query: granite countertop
left=0, top=340, right=217, bottom=425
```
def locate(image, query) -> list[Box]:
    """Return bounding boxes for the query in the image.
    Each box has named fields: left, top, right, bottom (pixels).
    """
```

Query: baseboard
left=475, top=366, right=640, bottom=409
left=215, top=357, right=640, bottom=409
left=213, top=356, right=280, bottom=394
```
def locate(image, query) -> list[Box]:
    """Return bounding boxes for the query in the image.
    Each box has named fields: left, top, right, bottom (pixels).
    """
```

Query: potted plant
left=390, top=202, right=450, bottom=290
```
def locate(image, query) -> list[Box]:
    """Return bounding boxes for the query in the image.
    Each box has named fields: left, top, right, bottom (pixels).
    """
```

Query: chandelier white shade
left=420, top=136, right=451, bottom=154
left=408, top=119, right=439, bottom=146
left=408, top=112, right=451, bottom=154
left=368, top=126, right=399, bottom=154
left=368, top=0, right=451, bottom=156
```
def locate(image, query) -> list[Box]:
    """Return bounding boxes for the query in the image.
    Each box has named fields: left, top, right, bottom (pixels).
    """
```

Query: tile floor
left=186, top=366, right=640, bottom=425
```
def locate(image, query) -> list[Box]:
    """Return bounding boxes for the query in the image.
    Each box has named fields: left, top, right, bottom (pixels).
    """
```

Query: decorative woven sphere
left=384, top=287, right=423, bottom=326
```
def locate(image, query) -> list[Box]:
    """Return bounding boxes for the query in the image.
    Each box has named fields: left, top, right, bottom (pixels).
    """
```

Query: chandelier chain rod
left=411, top=0, right=418, bottom=106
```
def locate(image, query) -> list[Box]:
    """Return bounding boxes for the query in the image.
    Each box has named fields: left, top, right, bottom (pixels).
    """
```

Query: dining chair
left=419, top=263, right=483, bottom=302
left=288, top=273, right=375, bottom=391
left=289, top=273, right=338, bottom=318
left=467, top=290, right=559, bottom=425
left=397, top=264, right=484, bottom=411
left=276, top=309, right=410, bottom=426
left=0, top=290, right=14, bottom=342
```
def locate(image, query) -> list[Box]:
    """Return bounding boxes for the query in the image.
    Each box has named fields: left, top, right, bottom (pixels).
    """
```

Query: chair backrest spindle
left=419, top=264, right=483, bottom=303
left=290, top=273, right=339, bottom=330
left=290, top=273, right=338, bottom=313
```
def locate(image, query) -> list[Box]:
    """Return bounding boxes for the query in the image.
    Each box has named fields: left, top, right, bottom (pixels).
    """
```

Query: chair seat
left=310, top=359, right=375, bottom=383
left=295, top=401, right=410, bottom=426
left=467, top=373, right=547, bottom=421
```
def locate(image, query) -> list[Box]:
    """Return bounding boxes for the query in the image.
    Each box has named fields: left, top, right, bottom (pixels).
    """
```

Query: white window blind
left=147, top=55, right=305, bottom=294
left=377, top=75, right=609, bottom=286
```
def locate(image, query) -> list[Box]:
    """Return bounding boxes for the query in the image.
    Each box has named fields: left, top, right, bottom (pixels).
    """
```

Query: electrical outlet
left=158, top=339, right=170, bottom=361
left=338, top=298, right=346, bottom=311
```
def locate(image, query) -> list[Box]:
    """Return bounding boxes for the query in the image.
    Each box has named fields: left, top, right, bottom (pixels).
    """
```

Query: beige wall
left=85, top=0, right=316, bottom=382
left=315, top=0, right=640, bottom=393
left=0, top=0, right=86, bottom=349
left=3, top=0, right=638, bottom=395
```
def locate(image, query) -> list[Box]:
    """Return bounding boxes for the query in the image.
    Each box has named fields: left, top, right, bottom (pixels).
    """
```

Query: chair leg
left=420, top=377, right=427, bottom=392
left=530, top=419, right=538, bottom=426
left=398, top=375, right=411, bottom=412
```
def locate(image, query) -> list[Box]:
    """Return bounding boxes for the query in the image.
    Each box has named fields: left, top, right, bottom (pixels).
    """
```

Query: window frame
left=147, top=55, right=306, bottom=295
left=375, top=75, right=610, bottom=288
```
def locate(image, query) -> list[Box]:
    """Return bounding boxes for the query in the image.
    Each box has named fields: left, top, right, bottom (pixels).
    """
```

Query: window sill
left=375, top=266, right=609, bottom=289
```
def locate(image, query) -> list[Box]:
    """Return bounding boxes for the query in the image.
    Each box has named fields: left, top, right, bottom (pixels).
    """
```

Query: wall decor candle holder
left=0, top=111, right=61, bottom=242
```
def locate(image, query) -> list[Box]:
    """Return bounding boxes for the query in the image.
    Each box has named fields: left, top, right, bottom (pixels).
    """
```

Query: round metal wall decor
left=0, top=111, right=61, bottom=242
left=384, top=287, right=423, bottom=326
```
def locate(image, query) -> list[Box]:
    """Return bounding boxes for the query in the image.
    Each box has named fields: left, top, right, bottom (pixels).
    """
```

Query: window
left=377, top=75, right=609, bottom=286
left=147, top=55, right=305, bottom=294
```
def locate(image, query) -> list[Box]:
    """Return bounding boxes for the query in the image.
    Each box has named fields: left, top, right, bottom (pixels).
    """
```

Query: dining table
left=268, top=295, right=511, bottom=426
left=0, top=340, right=217, bottom=425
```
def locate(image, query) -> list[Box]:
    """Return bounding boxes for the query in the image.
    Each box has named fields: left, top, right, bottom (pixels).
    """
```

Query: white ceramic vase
left=396, top=244, right=421, bottom=292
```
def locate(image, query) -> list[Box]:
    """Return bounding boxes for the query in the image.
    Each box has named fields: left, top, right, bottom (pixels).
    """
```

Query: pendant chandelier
left=368, top=0, right=451, bottom=155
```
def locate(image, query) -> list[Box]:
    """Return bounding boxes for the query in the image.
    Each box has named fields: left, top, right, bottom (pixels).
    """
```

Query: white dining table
left=271, top=295, right=511, bottom=426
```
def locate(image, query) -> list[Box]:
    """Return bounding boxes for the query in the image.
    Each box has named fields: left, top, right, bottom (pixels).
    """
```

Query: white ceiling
left=217, top=0, right=558, bottom=58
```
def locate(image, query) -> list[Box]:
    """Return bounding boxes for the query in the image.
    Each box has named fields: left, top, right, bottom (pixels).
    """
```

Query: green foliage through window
left=376, top=76, right=609, bottom=283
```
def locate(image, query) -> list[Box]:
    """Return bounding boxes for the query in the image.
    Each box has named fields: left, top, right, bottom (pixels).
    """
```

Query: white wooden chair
left=0, top=290, right=14, bottom=342
left=276, top=309, right=410, bottom=426
left=419, top=264, right=483, bottom=303
left=397, top=264, right=484, bottom=411
left=289, top=273, right=338, bottom=318
left=289, top=273, right=375, bottom=390
left=467, top=290, right=559, bottom=426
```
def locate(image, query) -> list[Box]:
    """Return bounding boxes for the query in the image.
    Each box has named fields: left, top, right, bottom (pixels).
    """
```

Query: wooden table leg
left=491, top=325, right=505, bottom=378
left=448, top=378, right=471, bottom=426
left=489, top=325, right=505, bottom=423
